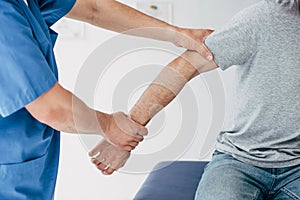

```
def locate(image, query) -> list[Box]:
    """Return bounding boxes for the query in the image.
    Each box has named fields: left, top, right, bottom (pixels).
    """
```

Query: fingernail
left=206, top=55, right=213, bottom=61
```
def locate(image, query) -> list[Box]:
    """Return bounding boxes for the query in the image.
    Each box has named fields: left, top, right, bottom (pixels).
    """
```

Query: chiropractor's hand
left=89, top=139, right=130, bottom=175
left=102, top=112, right=148, bottom=151
left=172, top=28, right=214, bottom=60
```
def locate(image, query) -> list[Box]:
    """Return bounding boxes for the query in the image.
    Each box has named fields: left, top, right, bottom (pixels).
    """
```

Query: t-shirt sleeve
left=38, top=0, right=76, bottom=26
left=204, top=6, right=260, bottom=70
left=0, top=2, right=57, bottom=117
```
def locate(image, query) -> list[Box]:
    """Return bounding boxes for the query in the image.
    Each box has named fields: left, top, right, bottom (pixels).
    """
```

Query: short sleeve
left=204, top=5, right=260, bottom=70
left=0, top=2, right=57, bottom=117
left=38, top=0, right=76, bottom=26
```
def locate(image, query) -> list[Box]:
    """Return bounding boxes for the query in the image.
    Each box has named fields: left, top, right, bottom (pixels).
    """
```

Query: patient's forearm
left=130, top=50, right=217, bottom=125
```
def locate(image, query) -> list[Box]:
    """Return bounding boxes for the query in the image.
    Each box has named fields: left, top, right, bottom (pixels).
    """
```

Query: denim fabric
left=195, top=151, right=300, bottom=200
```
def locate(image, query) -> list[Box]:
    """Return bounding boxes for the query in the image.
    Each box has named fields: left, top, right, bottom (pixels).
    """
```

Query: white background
left=53, top=0, right=260, bottom=199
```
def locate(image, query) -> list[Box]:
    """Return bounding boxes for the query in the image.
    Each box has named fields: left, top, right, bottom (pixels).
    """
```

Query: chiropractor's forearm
left=26, top=83, right=107, bottom=134
left=26, top=83, right=145, bottom=151
left=66, top=0, right=214, bottom=57
left=75, top=0, right=176, bottom=42
left=129, top=50, right=217, bottom=126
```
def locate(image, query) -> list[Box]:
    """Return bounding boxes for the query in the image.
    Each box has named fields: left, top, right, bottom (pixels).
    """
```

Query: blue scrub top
left=0, top=0, right=75, bottom=199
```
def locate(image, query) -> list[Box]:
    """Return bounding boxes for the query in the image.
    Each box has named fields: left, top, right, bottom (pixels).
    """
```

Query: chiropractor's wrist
left=168, top=26, right=185, bottom=46
left=168, top=27, right=214, bottom=61
left=95, top=111, right=110, bottom=136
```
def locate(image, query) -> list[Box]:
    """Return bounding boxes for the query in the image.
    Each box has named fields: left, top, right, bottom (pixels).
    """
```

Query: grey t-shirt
left=205, top=0, right=300, bottom=168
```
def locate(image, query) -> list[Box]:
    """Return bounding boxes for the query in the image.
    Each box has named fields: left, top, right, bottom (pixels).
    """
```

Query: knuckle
left=118, top=142, right=123, bottom=147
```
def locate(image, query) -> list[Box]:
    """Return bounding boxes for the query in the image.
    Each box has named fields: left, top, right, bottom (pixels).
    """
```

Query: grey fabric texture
left=205, top=0, right=300, bottom=168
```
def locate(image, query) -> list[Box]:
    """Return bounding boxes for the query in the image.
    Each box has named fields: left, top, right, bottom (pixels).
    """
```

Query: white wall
left=54, top=0, right=260, bottom=199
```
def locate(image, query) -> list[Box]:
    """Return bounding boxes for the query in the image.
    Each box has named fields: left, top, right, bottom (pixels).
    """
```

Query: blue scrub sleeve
left=0, top=3, right=57, bottom=117
left=39, top=0, right=76, bottom=26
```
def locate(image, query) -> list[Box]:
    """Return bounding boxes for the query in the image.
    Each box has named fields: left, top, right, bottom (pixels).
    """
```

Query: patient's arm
left=90, top=50, right=218, bottom=175
left=130, top=50, right=218, bottom=125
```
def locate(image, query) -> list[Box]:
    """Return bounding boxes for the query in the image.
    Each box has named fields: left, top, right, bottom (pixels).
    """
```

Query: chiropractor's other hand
left=102, top=112, right=148, bottom=151
left=89, top=139, right=130, bottom=175
left=172, top=28, right=214, bottom=60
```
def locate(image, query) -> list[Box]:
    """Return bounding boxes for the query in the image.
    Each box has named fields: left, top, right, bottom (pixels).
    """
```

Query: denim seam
left=281, top=187, right=300, bottom=200
left=267, top=175, right=277, bottom=197
left=252, top=188, right=261, bottom=200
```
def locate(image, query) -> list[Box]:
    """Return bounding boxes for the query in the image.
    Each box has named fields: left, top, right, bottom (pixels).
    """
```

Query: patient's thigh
left=272, top=166, right=300, bottom=200
left=194, top=152, right=266, bottom=200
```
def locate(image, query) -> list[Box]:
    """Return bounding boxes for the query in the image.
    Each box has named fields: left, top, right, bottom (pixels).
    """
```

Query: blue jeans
left=195, top=151, right=300, bottom=200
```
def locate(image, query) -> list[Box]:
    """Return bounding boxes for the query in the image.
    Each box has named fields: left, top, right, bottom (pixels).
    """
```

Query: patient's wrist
left=130, top=106, right=150, bottom=126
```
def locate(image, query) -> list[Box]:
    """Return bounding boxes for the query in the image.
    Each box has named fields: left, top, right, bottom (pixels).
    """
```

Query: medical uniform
left=0, top=0, right=75, bottom=199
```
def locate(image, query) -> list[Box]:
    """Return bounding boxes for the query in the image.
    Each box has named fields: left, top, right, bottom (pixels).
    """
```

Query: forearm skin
left=129, top=50, right=216, bottom=125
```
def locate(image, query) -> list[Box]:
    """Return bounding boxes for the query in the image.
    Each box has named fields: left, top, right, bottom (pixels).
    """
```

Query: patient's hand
left=89, top=139, right=130, bottom=175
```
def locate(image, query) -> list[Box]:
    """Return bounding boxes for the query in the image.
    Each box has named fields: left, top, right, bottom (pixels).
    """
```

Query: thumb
left=196, top=43, right=214, bottom=61
left=197, top=29, right=215, bottom=60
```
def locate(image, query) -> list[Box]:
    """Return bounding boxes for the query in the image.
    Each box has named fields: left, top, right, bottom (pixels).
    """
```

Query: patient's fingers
left=97, top=162, right=107, bottom=171
left=137, top=126, right=148, bottom=136
left=89, top=151, right=101, bottom=159
left=91, top=158, right=100, bottom=165
left=104, top=167, right=115, bottom=175
left=134, top=136, right=144, bottom=143
left=89, top=140, right=130, bottom=175
left=91, top=158, right=116, bottom=175
left=129, top=141, right=139, bottom=148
